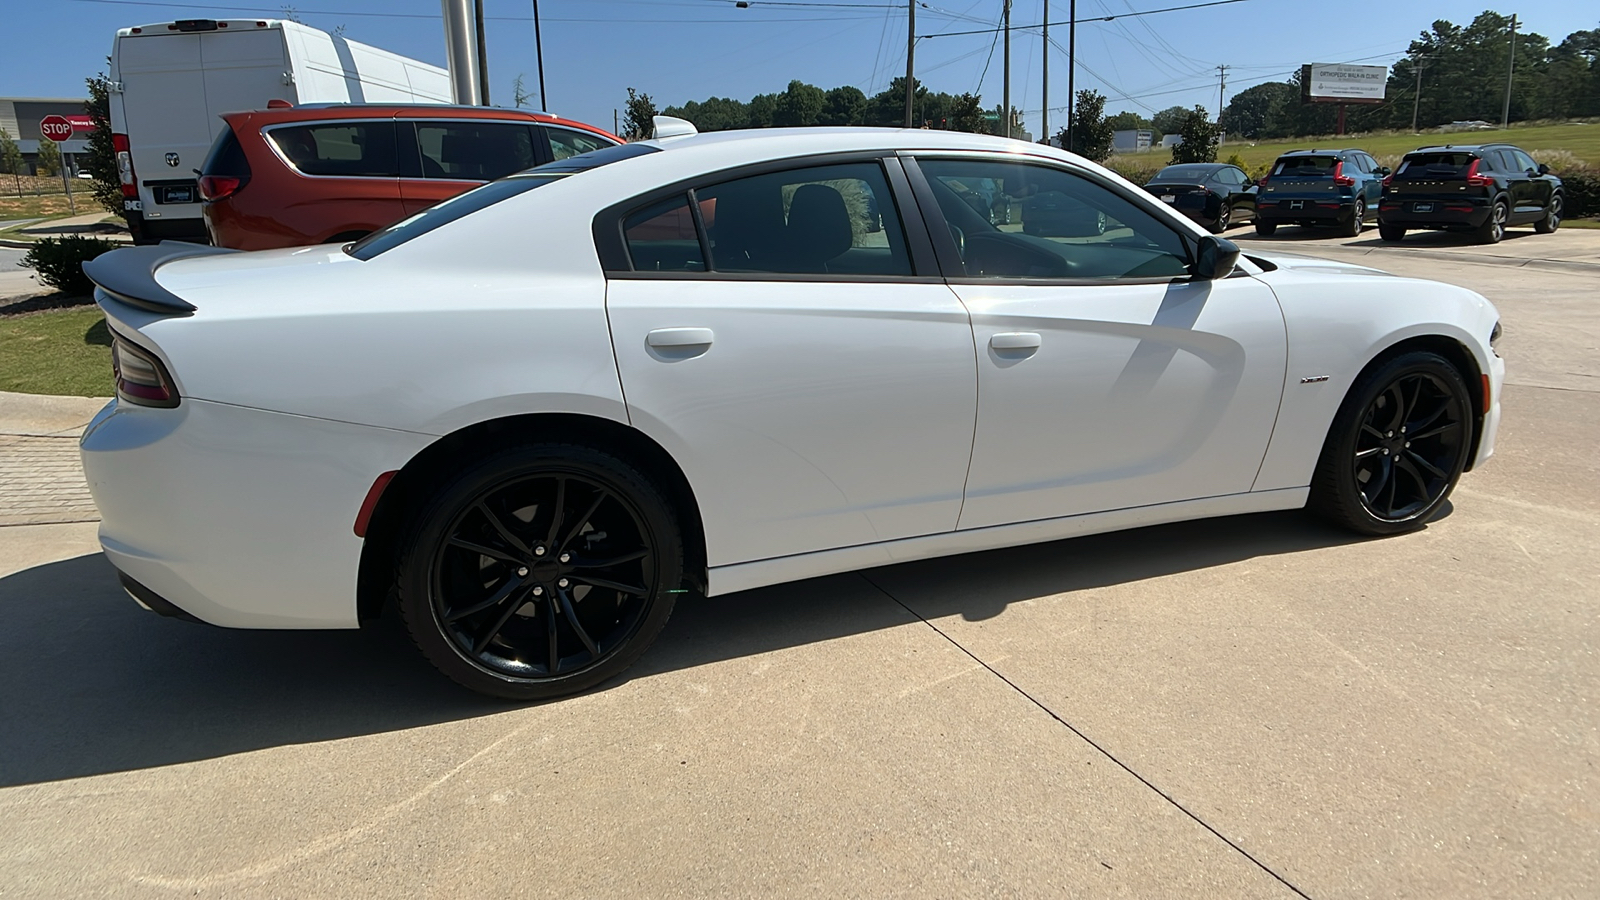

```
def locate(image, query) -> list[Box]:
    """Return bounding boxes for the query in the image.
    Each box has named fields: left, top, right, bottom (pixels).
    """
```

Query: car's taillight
left=1465, top=159, right=1493, bottom=187
left=1381, top=174, right=1394, bottom=188
left=112, top=132, right=137, bottom=199
left=1258, top=176, right=1269, bottom=187
left=198, top=175, right=242, bottom=201
left=112, top=336, right=180, bottom=408
left=1332, top=162, right=1355, bottom=187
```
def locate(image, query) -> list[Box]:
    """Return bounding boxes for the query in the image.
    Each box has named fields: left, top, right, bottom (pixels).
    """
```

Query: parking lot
left=1, top=232, right=1596, bottom=898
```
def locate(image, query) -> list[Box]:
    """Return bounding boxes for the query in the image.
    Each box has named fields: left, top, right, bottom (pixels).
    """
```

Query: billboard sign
left=1300, top=63, right=1388, bottom=104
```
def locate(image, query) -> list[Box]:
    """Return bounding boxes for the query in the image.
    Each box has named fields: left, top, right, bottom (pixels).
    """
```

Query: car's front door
left=397, top=118, right=542, bottom=215
left=603, top=157, right=978, bottom=567
left=908, top=155, right=1288, bottom=530
left=1504, top=148, right=1547, bottom=221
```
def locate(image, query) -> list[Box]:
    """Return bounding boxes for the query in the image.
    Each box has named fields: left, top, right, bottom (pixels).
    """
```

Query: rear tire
left=1210, top=204, right=1231, bottom=234
left=1309, top=351, right=1473, bottom=536
left=1340, top=198, right=1365, bottom=237
left=1534, top=194, right=1562, bottom=234
left=1254, top=220, right=1277, bottom=236
left=395, top=443, right=685, bottom=700
left=1475, top=199, right=1508, bottom=244
left=1378, top=223, right=1406, bottom=242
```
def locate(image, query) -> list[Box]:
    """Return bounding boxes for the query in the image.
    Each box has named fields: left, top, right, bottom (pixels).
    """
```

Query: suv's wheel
left=1476, top=199, right=1508, bottom=244
left=1378, top=223, right=1406, bottom=242
left=1254, top=220, right=1277, bottom=236
left=396, top=443, right=684, bottom=700
left=1340, top=197, right=1365, bottom=237
left=1309, top=351, right=1472, bottom=536
left=1535, top=194, right=1562, bottom=234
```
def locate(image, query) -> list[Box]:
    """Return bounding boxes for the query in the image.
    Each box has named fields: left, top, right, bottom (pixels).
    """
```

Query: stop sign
left=39, top=115, right=73, bottom=143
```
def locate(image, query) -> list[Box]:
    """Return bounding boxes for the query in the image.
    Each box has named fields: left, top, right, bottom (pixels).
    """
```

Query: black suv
left=1377, top=143, right=1563, bottom=244
left=1254, top=148, right=1388, bottom=237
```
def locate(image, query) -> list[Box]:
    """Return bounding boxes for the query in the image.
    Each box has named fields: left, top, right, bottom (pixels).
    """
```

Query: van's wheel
left=1340, top=198, right=1365, bottom=237
left=396, top=443, right=684, bottom=700
left=1535, top=194, right=1562, bottom=234
left=1254, top=220, right=1277, bottom=236
left=1309, top=351, right=1472, bottom=536
left=1475, top=199, right=1508, bottom=244
left=1378, top=223, right=1406, bottom=242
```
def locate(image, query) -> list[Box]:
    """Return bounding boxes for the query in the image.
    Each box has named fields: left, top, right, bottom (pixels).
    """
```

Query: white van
left=109, top=18, right=451, bottom=243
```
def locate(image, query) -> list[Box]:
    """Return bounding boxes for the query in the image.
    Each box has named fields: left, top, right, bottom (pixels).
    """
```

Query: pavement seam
left=860, top=572, right=1315, bottom=900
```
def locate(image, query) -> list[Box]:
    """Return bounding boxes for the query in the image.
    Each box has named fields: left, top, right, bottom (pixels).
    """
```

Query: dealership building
left=0, top=97, right=93, bottom=174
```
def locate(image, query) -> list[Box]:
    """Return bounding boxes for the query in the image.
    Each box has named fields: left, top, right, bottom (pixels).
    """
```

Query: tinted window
left=271, top=122, right=397, bottom=177
left=414, top=121, right=537, bottom=180
left=696, top=162, right=912, bottom=276
left=1271, top=155, right=1338, bottom=177
left=1154, top=165, right=1218, bottom=183
left=624, top=194, right=705, bottom=273
left=919, top=158, right=1190, bottom=281
left=200, top=124, right=250, bottom=179
left=1510, top=149, right=1538, bottom=172
left=1395, top=152, right=1478, bottom=179
left=547, top=126, right=614, bottom=161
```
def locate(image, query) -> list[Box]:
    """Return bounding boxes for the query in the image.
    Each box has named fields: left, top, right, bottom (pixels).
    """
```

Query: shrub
left=1531, top=148, right=1587, bottom=172
left=1104, top=159, right=1161, bottom=186
left=1558, top=168, right=1600, bottom=219
left=19, top=236, right=119, bottom=296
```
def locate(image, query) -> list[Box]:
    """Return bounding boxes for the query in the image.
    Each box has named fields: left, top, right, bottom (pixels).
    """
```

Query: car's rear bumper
left=1255, top=198, right=1355, bottom=223
left=80, top=396, right=431, bottom=629
left=1377, top=196, right=1491, bottom=230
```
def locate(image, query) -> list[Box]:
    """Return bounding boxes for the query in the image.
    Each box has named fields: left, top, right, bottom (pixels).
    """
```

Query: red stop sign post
left=39, top=115, right=78, bottom=214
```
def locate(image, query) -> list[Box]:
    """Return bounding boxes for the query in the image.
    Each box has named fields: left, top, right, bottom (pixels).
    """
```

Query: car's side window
left=916, top=158, right=1191, bottom=281
left=546, top=127, right=614, bottom=162
left=1511, top=149, right=1538, bottom=172
left=270, top=122, right=398, bottom=177
left=412, top=121, right=538, bottom=181
left=694, top=161, right=912, bottom=276
left=623, top=193, right=707, bottom=273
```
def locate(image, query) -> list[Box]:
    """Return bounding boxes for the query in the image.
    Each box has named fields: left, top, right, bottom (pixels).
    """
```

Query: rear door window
left=270, top=121, right=397, bottom=177
left=1509, top=149, right=1538, bottom=173
left=546, top=126, right=615, bottom=161
left=412, top=121, right=539, bottom=181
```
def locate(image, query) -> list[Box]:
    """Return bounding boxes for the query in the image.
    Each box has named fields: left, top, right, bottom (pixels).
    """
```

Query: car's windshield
left=347, top=142, right=659, bottom=260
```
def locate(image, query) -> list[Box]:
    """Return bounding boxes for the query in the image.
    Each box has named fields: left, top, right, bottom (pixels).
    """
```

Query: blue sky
left=3, top=0, right=1594, bottom=138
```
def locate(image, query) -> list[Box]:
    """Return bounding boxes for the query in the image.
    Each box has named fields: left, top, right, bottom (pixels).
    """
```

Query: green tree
left=863, top=77, right=926, bottom=126
left=36, top=138, right=61, bottom=177
left=774, top=80, right=826, bottom=127
left=1220, top=82, right=1295, bottom=139
left=1170, top=107, right=1221, bottom=164
left=85, top=68, right=127, bottom=218
left=0, top=128, right=24, bottom=196
left=949, top=93, right=987, bottom=133
left=1151, top=105, right=1190, bottom=136
left=662, top=97, right=751, bottom=132
left=511, top=74, right=533, bottom=109
left=819, top=86, right=866, bottom=125
left=747, top=92, right=778, bottom=128
left=622, top=87, right=657, bottom=141
left=1066, top=90, right=1115, bottom=162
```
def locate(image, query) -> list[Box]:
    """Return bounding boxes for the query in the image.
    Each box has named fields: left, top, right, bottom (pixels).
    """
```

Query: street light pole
left=1002, top=0, right=1011, bottom=138
left=904, top=0, right=915, bottom=127
left=532, top=0, right=547, bottom=109
left=1041, top=0, right=1048, bottom=143
left=1501, top=13, right=1518, bottom=129
left=1065, top=0, right=1076, bottom=151
left=1411, top=56, right=1427, bottom=132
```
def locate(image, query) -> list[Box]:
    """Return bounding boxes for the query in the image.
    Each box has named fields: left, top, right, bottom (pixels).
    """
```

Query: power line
left=62, top=0, right=882, bottom=23
left=920, top=0, right=1253, bottom=39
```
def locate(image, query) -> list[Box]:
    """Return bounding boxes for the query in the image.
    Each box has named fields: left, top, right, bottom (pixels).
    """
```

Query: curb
left=1333, top=246, right=1600, bottom=274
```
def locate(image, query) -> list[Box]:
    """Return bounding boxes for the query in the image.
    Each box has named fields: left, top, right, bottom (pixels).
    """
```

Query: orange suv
left=199, top=104, right=620, bottom=250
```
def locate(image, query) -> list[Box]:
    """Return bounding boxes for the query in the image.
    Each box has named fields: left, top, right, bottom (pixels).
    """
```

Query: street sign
left=39, top=115, right=74, bottom=142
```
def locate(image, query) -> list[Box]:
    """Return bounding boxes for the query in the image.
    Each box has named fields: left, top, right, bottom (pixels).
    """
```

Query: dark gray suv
left=1254, top=148, right=1389, bottom=237
left=1377, top=143, right=1563, bottom=244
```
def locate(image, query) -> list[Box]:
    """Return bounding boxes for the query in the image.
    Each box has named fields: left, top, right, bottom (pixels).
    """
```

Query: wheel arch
left=1334, top=333, right=1488, bottom=472
left=356, top=412, right=708, bottom=623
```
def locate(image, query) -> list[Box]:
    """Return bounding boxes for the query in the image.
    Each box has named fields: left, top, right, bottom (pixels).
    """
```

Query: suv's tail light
left=1381, top=174, right=1394, bottom=188
left=1258, top=176, right=1270, bottom=187
left=1465, top=159, right=1494, bottom=187
left=112, top=132, right=137, bottom=199
left=112, top=336, right=180, bottom=408
left=198, top=175, right=242, bottom=201
left=1332, top=162, right=1355, bottom=187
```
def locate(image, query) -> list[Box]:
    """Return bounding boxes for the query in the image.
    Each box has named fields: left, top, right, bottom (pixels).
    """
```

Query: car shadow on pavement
left=0, top=509, right=1380, bottom=787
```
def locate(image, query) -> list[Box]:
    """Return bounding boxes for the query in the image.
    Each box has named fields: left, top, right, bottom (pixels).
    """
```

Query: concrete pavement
left=1235, top=222, right=1600, bottom=273
left=1, top=250, right=1595, bottom=898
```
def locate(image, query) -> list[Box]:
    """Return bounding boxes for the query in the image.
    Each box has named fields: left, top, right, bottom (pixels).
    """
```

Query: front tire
left=1309, top=351, right=1473, bottom=536
left=1535, top=194, right=1562, bottom=234
left=396, top=443, right=685, bottom=700
left=1254, top=219, right=1277, bottom=236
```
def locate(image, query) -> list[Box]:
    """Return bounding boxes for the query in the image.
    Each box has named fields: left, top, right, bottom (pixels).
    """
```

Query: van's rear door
left=117, top=33, right=213, bottom=217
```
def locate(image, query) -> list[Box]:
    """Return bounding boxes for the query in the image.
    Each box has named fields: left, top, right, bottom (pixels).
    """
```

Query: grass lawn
left=0, top=306, right=114, bottom=397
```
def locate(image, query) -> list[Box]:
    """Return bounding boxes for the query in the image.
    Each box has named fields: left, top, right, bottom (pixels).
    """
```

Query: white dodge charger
left=81, top=122, right=1504, bottom=699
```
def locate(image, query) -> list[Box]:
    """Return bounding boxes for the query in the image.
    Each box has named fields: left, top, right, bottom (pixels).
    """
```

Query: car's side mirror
left=1376, top=166, right=1391, bottom=176
left=1192, top=234, right=1240, bottom=280
left=1537, top=163, right=1552, bottom=175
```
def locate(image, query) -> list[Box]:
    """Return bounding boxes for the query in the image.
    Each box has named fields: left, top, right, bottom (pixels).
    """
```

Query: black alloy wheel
left=397, top=444, right=684, bottom=699
left=1310, top=351, right=1472, bottom=535
left=1477, top=199, right=1508, bottom=244
left=1211, top=203, right=1231, bottom=234
left=1535, top=194, right=1562, bottom=234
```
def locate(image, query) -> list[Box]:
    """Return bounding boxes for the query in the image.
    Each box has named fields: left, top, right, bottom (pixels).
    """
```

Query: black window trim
left=900, top=152, right=1206, bottom=287
left=596, top=150, right=943, bottom=284
left=261, top=118, right=402, bottom=180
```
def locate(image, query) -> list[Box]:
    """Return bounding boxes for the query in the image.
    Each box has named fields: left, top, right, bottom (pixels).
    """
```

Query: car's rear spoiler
left=83, top=241, right=239, bottom=315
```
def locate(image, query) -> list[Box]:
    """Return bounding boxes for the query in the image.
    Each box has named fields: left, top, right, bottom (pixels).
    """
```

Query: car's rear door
left=907, top=154, right=1287, bottom=530
left=602, top=155, right=978, bottom=568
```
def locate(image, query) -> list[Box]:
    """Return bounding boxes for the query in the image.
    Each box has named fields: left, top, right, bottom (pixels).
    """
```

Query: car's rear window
left=1394, top=152, right=1479, bottom=179
left=346, top=142, right=660, bottom=260
left=270, top=122, right=398, bottom=177
left=1153, top=165, right=1216, bottom=182
left=1271, top=156, right=1339, bottom=177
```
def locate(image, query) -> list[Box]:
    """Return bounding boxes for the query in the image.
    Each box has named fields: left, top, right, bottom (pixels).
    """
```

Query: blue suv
left=1254, top=148, right=1389, bottom=237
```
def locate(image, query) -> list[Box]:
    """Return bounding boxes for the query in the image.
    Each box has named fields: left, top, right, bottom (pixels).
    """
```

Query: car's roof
left=1157, top=162, right=1227, bottom=170
left=220, top=104, right=617, bottom=137
left=1276, top=148, right=1364, bottom=156
left=1407, top=144, right=1516, bottom=154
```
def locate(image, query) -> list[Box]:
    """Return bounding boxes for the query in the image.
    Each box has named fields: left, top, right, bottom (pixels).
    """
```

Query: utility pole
left=1041, top=0, right=1048, bottom=143
left=1002, top=0, right=1011, bottom=138
left=1411, top=56, right=1427, bottom=132
left=904, top=0, right=915, bottom=127
left=1066, top=0, right=1076, bottom=151
left=441, top=0, right=482, bottom=105
left=474, top=0, right=490, bottom=104
left=1216, top=65, right=1228, bottom=123
left=1501, top=13, right=1517, bottom=129
left=531, top=0, right=547, bottom=109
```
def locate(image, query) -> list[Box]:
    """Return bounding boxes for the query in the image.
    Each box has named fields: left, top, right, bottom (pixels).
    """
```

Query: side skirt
left=706, top=488, right=1311, bottom=597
